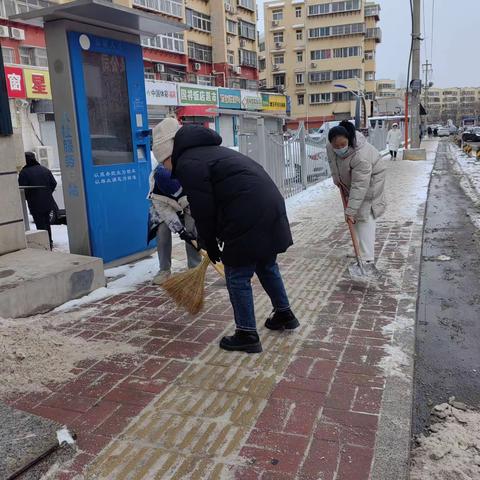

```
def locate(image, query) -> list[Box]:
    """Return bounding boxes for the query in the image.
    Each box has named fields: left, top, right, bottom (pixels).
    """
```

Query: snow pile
left=411, top=399, right=480, bottom=480
left=0, top=315, right=138, bottom=395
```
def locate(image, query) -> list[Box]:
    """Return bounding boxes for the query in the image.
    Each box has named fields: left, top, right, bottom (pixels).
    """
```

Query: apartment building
left=376, top=79, right=396, bottom=98
left=261, top=0, right=381, bottom=128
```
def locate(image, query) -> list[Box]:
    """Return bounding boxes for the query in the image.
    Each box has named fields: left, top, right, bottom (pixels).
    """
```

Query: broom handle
left=338, top=187, right=363, bottom=262
left=191, top=240, right=225, bottom=278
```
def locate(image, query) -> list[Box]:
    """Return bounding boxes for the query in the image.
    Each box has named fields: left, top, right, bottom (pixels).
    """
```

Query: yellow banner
left=24, top=69, right=52, bottom=99
left=262, top=94, right=286, bottom=111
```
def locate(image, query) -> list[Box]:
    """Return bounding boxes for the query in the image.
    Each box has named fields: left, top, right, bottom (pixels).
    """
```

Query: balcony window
left=144, top=67, right=155, bottom=80
left=141, top=33, right=185, bottom=54
left=239, top=48, right=257, bottom=67
left=226, top=19, right=237, bottom=35
left=364, top=50, right=375, bottom=60
left=239, top=20, right=256, bottom=40
left=308, top=0, right=360, bottom=17
left=133, top=0, right=183, bottom=18
left=19, top=46, right=48, bottom=67
left=311, top=49, right=331, bottom=60
left=273, top=53, right=284, bottom=65
left=272, top=9, right=283, bottom=21
left=3, top=0, right=51, bottom=16
left=238, top=0, right=255, bottom=11
left=227, top=50, right=235, bottom=65
left=333, top=91, right=355, bottom=102
left=296, top=73, right=304, bottom=85
left=332, top=68, right=362, bottom=80
left=366, top=27, right=382, bottom=42
left=298, top=94, right=305, bottom=105
left=273, top=31, right=284, bottom=44
left=186, top=8, right=211, bottom=33
left=309, top=22, right=366, bottom=38
left=308, top=27, right=330, bottom=39
left=273, top=73, right=285, bottom=87
left=188, top=42, right=213, bottom=63
left=333, top=46, right=362, bottom=58
left=297, top=51, right=303, bottom=62
left=1, top=47, right=15, bottom=64
left=365, top=4, right=380, bottom=17
left=310, top=93, right=331, bottom=104
left=309, top=71, right=332, bottom=83
left=365, top=71, right=375, bottom=81
left=296, top=30, right=303, bottom=41
left=197, top=75, right=214, bottom=86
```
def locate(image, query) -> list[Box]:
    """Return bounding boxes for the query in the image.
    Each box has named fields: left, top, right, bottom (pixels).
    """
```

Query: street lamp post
left=334, top=82, right=366, bottom=129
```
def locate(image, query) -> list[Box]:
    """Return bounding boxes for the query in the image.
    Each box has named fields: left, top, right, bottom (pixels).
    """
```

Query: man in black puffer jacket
left=163, top=124, right=299, bottom=353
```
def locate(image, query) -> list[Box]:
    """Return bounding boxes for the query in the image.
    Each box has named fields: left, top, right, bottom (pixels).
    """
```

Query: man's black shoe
left=219, top=330, right=262, bottom=353
left=265, top=309, right=300, bottom=331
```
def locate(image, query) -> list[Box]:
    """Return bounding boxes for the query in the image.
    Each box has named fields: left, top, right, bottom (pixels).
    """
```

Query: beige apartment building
left=376, top=79, right=396, bottom=98
left=261, top=0, right=381, bottom=128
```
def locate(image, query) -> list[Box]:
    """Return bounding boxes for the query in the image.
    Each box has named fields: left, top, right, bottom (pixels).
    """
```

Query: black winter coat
left=171, top=126, right=293, bottom=266
left=18, top=161, right=57, bottom=215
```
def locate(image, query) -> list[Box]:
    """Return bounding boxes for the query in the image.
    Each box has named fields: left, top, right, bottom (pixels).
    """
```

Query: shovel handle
left=338, top=187, right=363, bottom=263
left=191, top=239, right=225, bottom=278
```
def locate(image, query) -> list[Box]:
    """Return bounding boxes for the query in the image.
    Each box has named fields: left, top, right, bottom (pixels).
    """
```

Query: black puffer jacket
left=171, top=126, right=293, bottom=266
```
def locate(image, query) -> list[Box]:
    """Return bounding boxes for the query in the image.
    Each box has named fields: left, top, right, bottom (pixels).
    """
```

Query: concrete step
left=0, top=248, right=105, bottom=318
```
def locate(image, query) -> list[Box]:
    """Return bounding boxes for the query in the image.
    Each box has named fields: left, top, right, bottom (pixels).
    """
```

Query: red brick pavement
left=3, top=219, right=420, bottom=479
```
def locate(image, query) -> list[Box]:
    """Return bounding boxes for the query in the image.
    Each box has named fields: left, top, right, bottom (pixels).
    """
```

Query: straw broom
left=161, top=246, right=224, bottom=315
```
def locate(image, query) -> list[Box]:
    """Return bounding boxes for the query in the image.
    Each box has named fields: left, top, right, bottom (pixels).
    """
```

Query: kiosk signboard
left=218, top=88, right=241, bottom=109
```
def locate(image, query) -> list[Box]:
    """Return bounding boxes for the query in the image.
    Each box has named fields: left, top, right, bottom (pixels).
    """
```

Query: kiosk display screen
left=82, top=51, right=133, bottom=166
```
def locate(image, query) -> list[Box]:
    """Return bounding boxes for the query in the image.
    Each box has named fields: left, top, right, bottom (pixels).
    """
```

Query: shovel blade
left=348, top=262, right=368, bottom=279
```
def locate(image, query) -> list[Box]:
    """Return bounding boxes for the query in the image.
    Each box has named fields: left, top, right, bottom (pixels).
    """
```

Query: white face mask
left=333, top=146, right=350, bottom=157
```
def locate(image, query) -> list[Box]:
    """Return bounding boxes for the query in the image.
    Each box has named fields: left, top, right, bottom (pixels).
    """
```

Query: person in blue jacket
left=148, top=118, right=201, bottom=284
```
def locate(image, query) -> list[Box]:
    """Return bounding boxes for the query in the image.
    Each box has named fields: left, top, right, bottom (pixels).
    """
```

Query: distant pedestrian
left=386, top=123, right=402, bottom=160
left=148, top=118, right=201, bottom=285
left=327, top=121, right=387, bottom=268
left=164, top=124, right=299, bottom=353
left=18, top=151, right=57, bottom=249
left=427, top=126, right=432, bottom=137
left=433, top=127, right=438, bottom=137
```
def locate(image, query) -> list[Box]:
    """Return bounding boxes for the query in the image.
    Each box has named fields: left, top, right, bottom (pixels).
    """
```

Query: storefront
left=145, top=79, right=177, bottom=127
left=176, top=83, right=218, bottom=130
left=217, top=88, right=242, bottom=147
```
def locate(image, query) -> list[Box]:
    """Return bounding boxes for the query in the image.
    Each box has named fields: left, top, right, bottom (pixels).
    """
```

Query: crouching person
left=160, top=122, right=299, bottom=353
left=149, top=118, right=201, bottom=284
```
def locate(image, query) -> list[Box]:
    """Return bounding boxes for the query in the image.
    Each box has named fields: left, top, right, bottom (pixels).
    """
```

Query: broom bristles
left=161, top=255, right=211, bottom=314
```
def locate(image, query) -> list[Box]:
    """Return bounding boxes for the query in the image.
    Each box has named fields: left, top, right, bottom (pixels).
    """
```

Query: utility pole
left=410, top=0, right=422, bottom=148
left=422, top=60, right=432, bottom=123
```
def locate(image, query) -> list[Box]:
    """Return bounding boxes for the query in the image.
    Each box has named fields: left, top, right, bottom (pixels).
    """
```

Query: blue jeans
left=224, top=256, right=290, bottom=332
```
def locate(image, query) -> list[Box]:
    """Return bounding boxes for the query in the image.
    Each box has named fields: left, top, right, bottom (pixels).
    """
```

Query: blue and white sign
left=218, top=88, right=241, bottom=110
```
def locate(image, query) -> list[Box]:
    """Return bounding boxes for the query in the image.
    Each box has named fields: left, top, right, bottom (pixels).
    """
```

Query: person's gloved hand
left=179, top=229, right=196, bottom=244
left=206, top=241, right=221, bottom=264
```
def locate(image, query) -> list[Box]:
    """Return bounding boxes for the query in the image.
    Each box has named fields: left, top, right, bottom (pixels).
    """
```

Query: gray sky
left=258, top=0, right=480, bottom=88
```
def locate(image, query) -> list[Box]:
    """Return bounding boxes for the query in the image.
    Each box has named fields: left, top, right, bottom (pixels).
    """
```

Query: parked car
left=462, top=127, right=480, bottom=143
left=437, top=126, right=450, bottom=137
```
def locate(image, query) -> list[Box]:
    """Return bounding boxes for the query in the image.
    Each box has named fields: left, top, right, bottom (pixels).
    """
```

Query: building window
left=188, top=42, right=213, bottom=63
left=364, top=50, right=375, bottom=60
left=365, top=71, right=375, bottom=81
left=296, top=73, right=304, bottom=85
left=273, top=54, right=285, bottom=65
left=272, top=9, right=283, bottom=21
left=310, top=49, right=331, bottom=60
left=297, top=51, right=303, bottom=62
left=227, top=50, right=235, bottom=65
left=332, top=68, right=362, bottom=80
left=1, top=47, right=15, bottom=64
left=238, top=0, right=255, bottom=12
left=296, top=30, right=303, bottom=41
left=239, top=48, right=257, bottom=67
left=333, top=91, right=355, bottom=102
left=186, top=8, right=211, bottom=33
left=298, top=94, right=305, bottom=105
left=273, top=31, right=284, bottom=44
left=273, top=73, right=285, bottom=86
left=259, top=57, right=266, bottom=70
left=226, top=20, right=237, bottom=35
left=310, top=93, right=331, bottom=104
left=144, top=67, right=155, bottom=80
left=365, top=92, right=375, bottom=100
left=308, top=0, right=360, bottom=16
left=197, top=75, right=213, bottom=86
left=132, top=0, right=183, bottom=19
left=141, top=33, right=185, bottom=54
left=309, top=71, right=332, bottom=83
left=19, top=46, right=48, bottom=67
left=308, top=27, right=330, bottom=39
left=295, top=6, right=302, bottom=17
left=333, top=46, right=362, bottom=58
left=308, top=3, right=330, bottom=16
left=331, top=23, right=365, bottom=36
left=239, top=20, right=256, bottom=40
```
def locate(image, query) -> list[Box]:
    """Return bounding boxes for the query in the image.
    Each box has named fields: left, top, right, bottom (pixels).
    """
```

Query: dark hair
left=328, top=121, right=357, bottom=148
left=25, top=151, right=38, bottom=166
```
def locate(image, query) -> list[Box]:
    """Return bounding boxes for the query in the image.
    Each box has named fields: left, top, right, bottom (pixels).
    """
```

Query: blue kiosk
left=13, top=0, right=184, bottom=263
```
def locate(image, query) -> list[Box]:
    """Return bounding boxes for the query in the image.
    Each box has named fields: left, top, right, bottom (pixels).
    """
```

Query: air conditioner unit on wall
left=194, top=62, right=201, bottom=71
left=10, top=27, right=25, bottom=41
left=154, top=63, right=165, bottom=73
left=33, top=146, right=54, bottom=170
left=271, top=20, right=279, bottom=27
left=0, top=26, right=9, bottom=38
left=273, top=64, right=279, bottom=71
left=275, top=42, right=282, bottom=49
left=310, top=62, right=317, bottom=68
left=233, top=65, right=242, bottom=74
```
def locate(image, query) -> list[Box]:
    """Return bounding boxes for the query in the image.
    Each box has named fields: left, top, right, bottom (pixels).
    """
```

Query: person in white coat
left=148, top=117, right=201, bottom=284
left=327, top=120, right=387, bottom=267
left=386, top=123, right=402, bottom=160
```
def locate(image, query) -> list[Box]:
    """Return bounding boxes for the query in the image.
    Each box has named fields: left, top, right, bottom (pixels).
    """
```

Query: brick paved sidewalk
left=5, top=143, right=437, bottom=480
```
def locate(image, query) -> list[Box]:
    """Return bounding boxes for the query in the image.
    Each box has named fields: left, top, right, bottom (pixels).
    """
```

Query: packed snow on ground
left=411, top=400, right=480, bottom=480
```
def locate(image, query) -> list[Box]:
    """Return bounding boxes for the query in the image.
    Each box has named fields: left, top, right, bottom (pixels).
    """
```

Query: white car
left=437, top=126, right=450, bottom=137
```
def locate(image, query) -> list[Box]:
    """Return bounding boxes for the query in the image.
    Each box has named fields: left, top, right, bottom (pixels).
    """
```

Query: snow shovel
left=338, top=187, right=369, bottom=280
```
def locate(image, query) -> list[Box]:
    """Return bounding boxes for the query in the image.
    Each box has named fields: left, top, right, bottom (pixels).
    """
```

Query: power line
left=430, top=0, right=435, bottom=63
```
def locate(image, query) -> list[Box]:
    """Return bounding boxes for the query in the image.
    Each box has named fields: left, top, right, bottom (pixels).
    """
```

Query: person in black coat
left=18, top=151, right=57, bottom=249
left=162, top=123, right=299, bottom=353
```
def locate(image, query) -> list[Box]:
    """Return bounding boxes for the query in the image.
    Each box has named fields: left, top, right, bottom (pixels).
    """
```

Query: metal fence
left=239, top=117, right=394, bottom=200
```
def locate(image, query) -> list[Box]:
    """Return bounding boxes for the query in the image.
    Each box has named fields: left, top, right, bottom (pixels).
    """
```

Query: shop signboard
left=4, top=66, right=26, bottom=99
left=24, top=68, right=52, bottom=100
left=218, top=88, right=241, bottom=109
left=261, top=93, right=287, bottom=112
left=145, top=80, right=178, bottom=106
left=178, top=84, right=218, bottom=105
left=240, top=90, right=262, bottom=110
